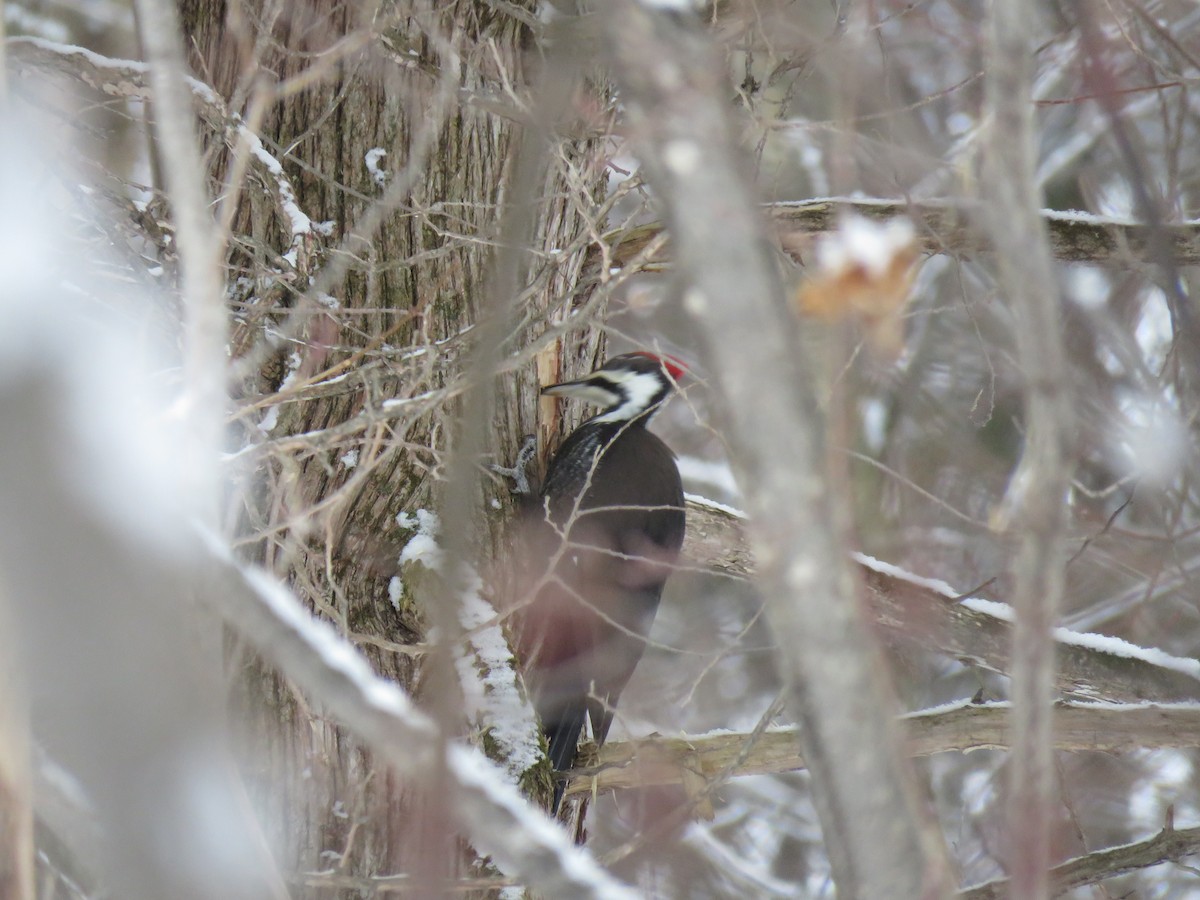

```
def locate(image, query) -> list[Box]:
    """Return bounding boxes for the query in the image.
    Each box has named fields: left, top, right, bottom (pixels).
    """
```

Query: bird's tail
left=544, top=703, right=588, bottom=814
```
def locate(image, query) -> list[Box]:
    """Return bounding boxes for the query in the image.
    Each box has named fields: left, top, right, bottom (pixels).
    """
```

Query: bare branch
left=610, top=199, right=1200, bottom=267
left=960, top=823, right=1200, bottom=899
left=565, top=701, right=1200, bottom=796
left=684, top=498, right=1200, bottom=704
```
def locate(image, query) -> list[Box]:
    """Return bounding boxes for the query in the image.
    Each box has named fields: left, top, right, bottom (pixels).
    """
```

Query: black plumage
left=513, top=353, right=686, bottom=812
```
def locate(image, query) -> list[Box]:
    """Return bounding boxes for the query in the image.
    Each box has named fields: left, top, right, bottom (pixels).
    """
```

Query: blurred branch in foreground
left=601, top=3, right=954, bottom=896
left=200, top=531, right=635, bottom=900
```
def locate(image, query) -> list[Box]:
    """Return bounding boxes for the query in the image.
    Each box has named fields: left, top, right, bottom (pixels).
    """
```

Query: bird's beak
left=540, top=379, right=583, bottom=398
left=541, top=378, right=616, bottom=407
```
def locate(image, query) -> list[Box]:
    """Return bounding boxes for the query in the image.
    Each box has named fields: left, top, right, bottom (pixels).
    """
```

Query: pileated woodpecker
left=513, top=352, right=686, bottom=812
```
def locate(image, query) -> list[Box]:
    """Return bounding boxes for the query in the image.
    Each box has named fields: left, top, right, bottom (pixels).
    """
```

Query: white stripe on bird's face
left=590, top=368, right=665, bottom=423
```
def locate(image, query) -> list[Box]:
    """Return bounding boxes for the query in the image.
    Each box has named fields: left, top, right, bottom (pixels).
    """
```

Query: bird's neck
left=587, top=405, right=658, bottom=428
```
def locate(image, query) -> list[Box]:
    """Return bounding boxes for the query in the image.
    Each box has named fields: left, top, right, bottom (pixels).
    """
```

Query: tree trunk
left=179, top=0, right=609, bottom=888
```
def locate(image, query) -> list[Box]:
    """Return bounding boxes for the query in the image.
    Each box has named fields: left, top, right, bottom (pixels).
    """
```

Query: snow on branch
left=395, top=511, right=543, bottom=787
left=683, top=498, right=1200, bottom=704
left=608, top=198, right=1200, bottom=267
left=197, top=530, right=634, bottom=900
left=198, top=528, right=441, bottom=753
left=8, top=37, right=317, bottom=267
left=564, top=700, right=1200, bottom=798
